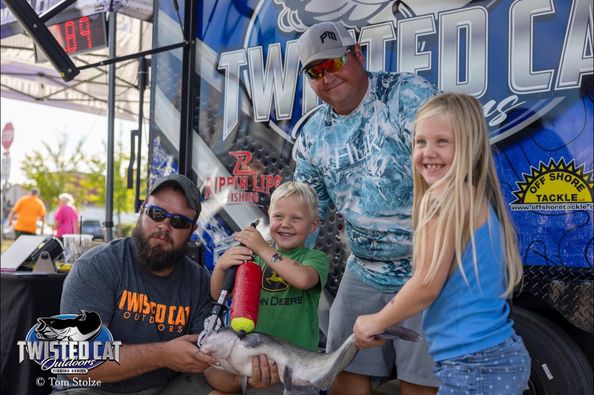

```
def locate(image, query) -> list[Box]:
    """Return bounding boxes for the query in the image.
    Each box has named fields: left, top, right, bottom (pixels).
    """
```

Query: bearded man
left=56, top=175, right=216, bottom=394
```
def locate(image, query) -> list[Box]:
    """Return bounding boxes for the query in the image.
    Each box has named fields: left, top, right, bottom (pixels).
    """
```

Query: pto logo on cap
left=17, top=310, right=121, bottom=374
left=320, top=31, right=337, bottom=43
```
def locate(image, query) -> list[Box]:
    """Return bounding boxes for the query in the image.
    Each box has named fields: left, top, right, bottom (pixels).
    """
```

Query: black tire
left=511, top=306, right=593, bottom=395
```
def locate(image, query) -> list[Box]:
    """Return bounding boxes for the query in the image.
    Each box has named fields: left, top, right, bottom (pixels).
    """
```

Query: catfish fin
left=241, top=333, right=263, bottom=348
left=283, top=365, right=293, bottom=391
left=376, top=325, right=423, bottom=342
left=241, top=375, right=248, bottom=395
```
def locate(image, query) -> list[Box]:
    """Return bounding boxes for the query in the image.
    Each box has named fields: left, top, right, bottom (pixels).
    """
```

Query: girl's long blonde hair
left=412, top=93, right=522, bottom=297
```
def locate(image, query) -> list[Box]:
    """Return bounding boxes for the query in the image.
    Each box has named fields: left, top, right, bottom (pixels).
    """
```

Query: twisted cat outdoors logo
left=511, top=158, right=593, bottom=211
left=214, top=0, right=591, bottom=143
left=17, top=311, right=121, bottom=374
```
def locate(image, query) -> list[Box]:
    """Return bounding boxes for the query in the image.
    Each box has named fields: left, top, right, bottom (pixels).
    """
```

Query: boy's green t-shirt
left=253, top=247, right=329, bottom=350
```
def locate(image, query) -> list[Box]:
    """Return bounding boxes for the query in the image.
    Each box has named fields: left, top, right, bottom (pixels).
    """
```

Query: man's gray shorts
left=326, top=267, right=439, bottom=387
left=50, top=373, right=213, bottom=395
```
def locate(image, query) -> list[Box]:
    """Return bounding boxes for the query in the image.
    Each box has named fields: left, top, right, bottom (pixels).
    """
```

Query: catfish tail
left=312, top=334, right=358, bottom=390
left=377, top=325, right=423, bottom=342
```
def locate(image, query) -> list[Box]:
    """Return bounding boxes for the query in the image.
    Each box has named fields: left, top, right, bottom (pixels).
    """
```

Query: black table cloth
left=1, top=272, right=67, bottom=395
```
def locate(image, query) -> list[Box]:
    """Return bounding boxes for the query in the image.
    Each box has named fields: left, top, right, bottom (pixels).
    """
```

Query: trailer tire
left=511, top=306, right=593, bottom=395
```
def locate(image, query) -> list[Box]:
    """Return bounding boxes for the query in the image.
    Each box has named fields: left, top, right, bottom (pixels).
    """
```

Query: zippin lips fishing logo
left=510, top=158, right=593, bottom=211
left=17, top=310, right=121, bottom=374
left=203, top=150, right=283, bottom=205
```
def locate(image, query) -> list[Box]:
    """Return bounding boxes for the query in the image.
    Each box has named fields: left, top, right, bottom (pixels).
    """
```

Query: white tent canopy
left=1, top=1, right=153, bottom=121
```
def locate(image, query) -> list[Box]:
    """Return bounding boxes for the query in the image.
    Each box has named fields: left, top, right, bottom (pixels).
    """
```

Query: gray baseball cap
left=148, top=174, right=201, bottom=216
left=297, top=22, right=356, bottom=71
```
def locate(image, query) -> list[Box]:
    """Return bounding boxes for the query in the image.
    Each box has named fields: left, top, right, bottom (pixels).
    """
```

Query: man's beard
left=132, top=224, right=190, bottom=273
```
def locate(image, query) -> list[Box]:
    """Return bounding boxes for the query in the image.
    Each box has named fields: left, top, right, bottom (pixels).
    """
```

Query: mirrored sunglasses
left=143, top=205, right=194, bottom=229
left=304, top=49, right=350, bottom=80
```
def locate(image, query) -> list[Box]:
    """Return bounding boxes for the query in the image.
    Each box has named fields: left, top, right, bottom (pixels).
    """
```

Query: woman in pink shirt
left=54, top=193, right=79, bottom=238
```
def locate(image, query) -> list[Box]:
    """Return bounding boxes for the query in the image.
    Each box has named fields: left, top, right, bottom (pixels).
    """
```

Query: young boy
left=205, top=181, right=329, bottom=393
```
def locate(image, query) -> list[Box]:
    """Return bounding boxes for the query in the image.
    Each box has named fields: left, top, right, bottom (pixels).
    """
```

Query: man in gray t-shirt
left=56, top=175, right=217, bottom=394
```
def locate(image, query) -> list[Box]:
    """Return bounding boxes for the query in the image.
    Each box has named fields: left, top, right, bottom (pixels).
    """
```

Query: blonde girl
left=354, top=93, right=531, bottom=394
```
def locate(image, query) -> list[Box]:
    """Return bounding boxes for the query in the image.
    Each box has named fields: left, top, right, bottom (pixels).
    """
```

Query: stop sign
left=2, top=122, right=14, bottom=150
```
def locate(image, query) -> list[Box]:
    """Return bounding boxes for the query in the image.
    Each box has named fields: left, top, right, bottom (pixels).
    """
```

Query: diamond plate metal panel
left=520, top=266, right=593, bottom=333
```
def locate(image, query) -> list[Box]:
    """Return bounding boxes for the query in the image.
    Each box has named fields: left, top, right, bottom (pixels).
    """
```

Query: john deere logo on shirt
left=262, top=266, right=289, bottom=292
left=17, top=310, right=121, bottom=374
left=511, top=158, right=593, bottom=211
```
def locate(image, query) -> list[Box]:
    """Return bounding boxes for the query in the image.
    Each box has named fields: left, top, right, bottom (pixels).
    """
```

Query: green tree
left=20, top=134, right=89, bottom=212
left=83, top=137, right=146, bottom=231
left=20, top=132, right=145, bottom=232
left=81, top=156, right=106, bottom=207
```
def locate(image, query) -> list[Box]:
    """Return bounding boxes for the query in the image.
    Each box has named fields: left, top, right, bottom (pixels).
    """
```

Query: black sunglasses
left=143, top=205, right=194, bottom=229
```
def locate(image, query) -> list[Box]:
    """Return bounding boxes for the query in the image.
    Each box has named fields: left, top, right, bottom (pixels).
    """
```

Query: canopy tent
left=0, top=0, right=153, bottom=121
left=1, top=0, right=159, bottom=241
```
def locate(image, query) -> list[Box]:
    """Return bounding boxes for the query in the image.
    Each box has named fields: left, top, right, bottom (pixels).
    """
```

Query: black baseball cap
left=147, top=174, right=201, bottom=216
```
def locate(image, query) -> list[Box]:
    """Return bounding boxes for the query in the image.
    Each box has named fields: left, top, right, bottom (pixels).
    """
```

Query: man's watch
left=271, top=252, right=283, bottom=263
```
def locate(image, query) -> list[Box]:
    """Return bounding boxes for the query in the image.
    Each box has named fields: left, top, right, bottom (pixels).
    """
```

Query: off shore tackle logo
left=203, top=151, right=282, bottom=205
left=17, top=310, right=121, bottom=374
left=511, top=158, right=593, bottom=211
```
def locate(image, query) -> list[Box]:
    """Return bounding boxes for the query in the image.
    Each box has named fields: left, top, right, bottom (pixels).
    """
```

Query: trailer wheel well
left=511, top=306, right=593, bottom=395
left=513, top=294, right=594, bottom=368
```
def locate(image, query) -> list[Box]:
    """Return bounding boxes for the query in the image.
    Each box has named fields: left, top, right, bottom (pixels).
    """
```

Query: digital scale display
left=35, top=13, right=107, bottom=62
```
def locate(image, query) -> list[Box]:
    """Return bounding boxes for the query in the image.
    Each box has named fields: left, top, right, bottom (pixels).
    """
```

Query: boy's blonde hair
left=270, top=181, right=319, bottom=220
left=412, top=93, right=522, bottom=297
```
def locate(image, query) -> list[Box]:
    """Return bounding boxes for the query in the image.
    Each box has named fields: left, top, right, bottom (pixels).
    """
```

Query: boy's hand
left=234, top=226, right=269, bottom=256
left=217, top=246, right=253, bottom=271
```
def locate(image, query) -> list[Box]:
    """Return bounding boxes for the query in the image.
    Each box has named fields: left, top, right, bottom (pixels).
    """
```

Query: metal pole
left=135, top=57, right=148, bottom=212
left=179, top=0, right=197, bottom=176
left=1, top=177, right=5, bottom=245
left=105, top=11, right=117, bottom=241
left=77, top=42, right=185, bottom=71
left=1, top=157, right=5, bottom=244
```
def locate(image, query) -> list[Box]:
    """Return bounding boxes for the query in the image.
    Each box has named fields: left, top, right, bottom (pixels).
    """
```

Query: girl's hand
left=234, top=226, right=269, bottom=256
left=216, top=246, right=253, bottom=271
left=353, top=313, right=386, bottom=349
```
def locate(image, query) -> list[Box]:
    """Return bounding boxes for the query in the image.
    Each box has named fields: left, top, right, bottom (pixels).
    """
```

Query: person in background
left=55, top=174, right=217, bottom=394
left=354, top=93, right=531, bottom=394
left=54, top=193, right=79, bottom=238
left=205, top=181, right=329, bottom=394
left=294, top=21, right=440, bottom=395
left=7, top=187, right=46, bottom=237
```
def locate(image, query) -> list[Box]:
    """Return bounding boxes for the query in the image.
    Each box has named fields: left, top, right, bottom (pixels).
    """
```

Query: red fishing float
left=230, top=261, right=262, bottom=337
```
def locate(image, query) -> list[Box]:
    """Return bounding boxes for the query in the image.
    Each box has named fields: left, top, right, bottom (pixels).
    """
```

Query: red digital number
left=45, top=14, right=104, bottom=56
left=63, top=20, right=77, bottom=53
left=49, top=24, right=65, bottom=48
left=78, top=16, right=92, bottom=49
